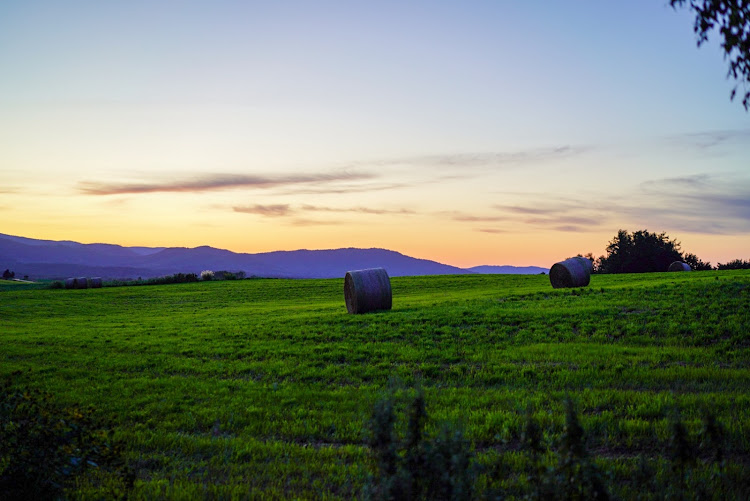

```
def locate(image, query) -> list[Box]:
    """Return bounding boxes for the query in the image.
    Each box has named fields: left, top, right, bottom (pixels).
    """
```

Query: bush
left=0, top=371, right=133, bottom=499
left=363, top=392, right=747, bottom=499
left=48, top=280, right=64, bottom=289
left=363, top=384, right=477, bottom=501
left=717, top=259, right=750, bottom=270
left=200, top=270, right=214, bottom=281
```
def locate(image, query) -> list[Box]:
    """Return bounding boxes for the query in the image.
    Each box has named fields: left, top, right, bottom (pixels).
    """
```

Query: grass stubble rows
left=1, top=270, right=749, bottom=498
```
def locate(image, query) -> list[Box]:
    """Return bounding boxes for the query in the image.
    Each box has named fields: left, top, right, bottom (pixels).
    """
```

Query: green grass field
left=2, top=271, right=749, bottom=499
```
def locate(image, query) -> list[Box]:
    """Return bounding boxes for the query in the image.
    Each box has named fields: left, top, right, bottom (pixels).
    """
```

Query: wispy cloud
left=290, top=218, right=345, bottom=227
left=356, top=145, right=591, bottom=173
left=274, top=182, right=410, bottom=196
left=417, top=145, right=590, bottom=169
left=78, top=171, right=376, bottom=195
left=232, top=203, right=417, bottom=225
left=627, top=174, right=750, bottom=234
left=233, top=204, right=292, bottom=217
left=459, top=173, right=750, bottom=235
left=300, top=205, right=415, bottom=215
left=663, top=129, right=750, bottom=151
left=451, top=214, right=510, bottom=223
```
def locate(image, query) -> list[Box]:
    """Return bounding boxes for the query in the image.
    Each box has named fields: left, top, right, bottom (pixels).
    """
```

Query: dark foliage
left=544, top=398, right=610, bottom=500
left=2, top=268, right=15, bottom=279
left=597, top=230, right=685, bottom=274
left=717, top=258, right=750, bottom=269
left=364, top=385, right=477, bottom=501
left=0, top=371, right=133, bottom=500
left=365, top=392, right=749, bottom=499
left=683, top=252, right=713, bottom=271
left=589, top=231, right=715, bottom=273
left=671, top=0, right=750, bottom=110
left=106, top=272, right=200, bottom=287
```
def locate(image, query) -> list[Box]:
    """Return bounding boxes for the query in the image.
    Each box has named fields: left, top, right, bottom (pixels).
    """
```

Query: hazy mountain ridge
left=0, top=233, right=548, bottom=280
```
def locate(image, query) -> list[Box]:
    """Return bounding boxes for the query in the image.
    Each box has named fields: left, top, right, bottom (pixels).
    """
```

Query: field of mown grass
left=2, top=270, right=749, bottom=498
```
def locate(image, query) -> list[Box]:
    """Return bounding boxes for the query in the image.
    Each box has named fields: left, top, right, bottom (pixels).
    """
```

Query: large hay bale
left=74, top=277, right=88, bottom=289
left=549, top=257, right=592, bottom=289
left=90, top=277, right=103, bottom=288
left=344, top=268, right=392, bottom=314
left=668, top=261, right=691, bottom=272
left=64, top=278, right=76, bottom=289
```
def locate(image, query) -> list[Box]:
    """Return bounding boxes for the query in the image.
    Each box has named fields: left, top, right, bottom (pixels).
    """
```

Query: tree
left=671, top=0, right=750, bottom=110
left=683, top=252, right=713, bottom=270
left=598, top=229, right=684, bottom=274
left=2, top=269, right=13, bottom=280
left=717, top=258, right=750, bottom=269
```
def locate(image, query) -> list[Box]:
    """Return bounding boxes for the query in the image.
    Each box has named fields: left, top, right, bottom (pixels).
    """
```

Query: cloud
left=289, top=218, right=344, bottom=227
left=78, top=171, right=376, bottom=195
left=458, top=173, right=750, bottom=236
left=274, top=182, right=410, bottom=196
left=664, top=129, right=750, bottom=151
left=300, top=205, right=415, bottom=215
left=626, top=174, right=750, bottom=234
left=418, top=145, right=589, bottom=169
left=451, top=214, right=510, bottom=223
left=233, top=204, right=292, bottom=217
left=356, top=145, right=591, bottom=174
left=77, top=144, right=592, bottom=198
left=232, top=203, right=417, bottom=225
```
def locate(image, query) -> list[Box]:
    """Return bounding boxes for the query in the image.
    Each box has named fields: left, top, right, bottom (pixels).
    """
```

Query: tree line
left=581, top=229, right=750, bottom=273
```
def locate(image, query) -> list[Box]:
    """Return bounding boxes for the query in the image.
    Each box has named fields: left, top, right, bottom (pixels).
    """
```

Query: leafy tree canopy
left=671, top=0, right=750, bottom=110
left=683, top=252, right=713, bottom=271
left=717, top=258, right=750, bottom=269
left=597, top=229, right=685, bottom=274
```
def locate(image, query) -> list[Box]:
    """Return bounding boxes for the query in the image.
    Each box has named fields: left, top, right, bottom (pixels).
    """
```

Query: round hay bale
left=74, top=277, right=89, bottom=289
left=90, top=277, right=103, bottom=288
left=344, top=268, right=392, bottom=314
left=549, top=257, right=592, bottom=289
left=65, top=278, right=76, bottom=289
left=668, top=261, right=691, bottom=272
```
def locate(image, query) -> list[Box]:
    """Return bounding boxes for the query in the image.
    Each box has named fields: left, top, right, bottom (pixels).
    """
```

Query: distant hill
left=0, top=233, right=547, bottom=280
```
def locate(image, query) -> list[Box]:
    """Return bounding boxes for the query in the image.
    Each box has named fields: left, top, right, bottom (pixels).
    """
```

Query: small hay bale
left=74, top=277, right=89, bottom=289
left=90, top=277, right=103, bottom=288
left=549, top=257, right=592, bottom=289
left=65, top=278, right=76, bottom=289
left=344, top=268, right=392, bottom=314
left=668, top=261, right=691, bottom=272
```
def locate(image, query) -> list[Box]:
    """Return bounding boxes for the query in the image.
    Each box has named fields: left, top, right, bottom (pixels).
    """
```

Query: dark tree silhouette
left=597, top=230, right=684, bottom=274
left=683, top=252, right=713, bottom=270
left=671, top=0, right=750, bottom=110
left=717, top=258, right=750, bottom=269
left=2, top=269, right=14, bottom=280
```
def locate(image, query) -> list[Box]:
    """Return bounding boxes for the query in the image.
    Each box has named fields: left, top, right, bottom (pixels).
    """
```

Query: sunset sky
left=1, top=1, right=748, bottom=268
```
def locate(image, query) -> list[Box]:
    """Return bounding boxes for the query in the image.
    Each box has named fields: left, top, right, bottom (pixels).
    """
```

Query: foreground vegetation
left=2, top=270, right=749, bottom=498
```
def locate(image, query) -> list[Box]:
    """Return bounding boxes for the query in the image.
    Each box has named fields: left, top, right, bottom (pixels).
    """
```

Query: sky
left=1, top=1, right=748, bottom=268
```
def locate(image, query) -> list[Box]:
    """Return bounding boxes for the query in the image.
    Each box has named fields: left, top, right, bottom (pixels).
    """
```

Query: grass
left=1, top=270, right=749, bottom=498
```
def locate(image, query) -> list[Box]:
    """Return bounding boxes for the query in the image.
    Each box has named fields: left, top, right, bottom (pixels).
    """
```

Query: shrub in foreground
left=0, top=371, right=133, bottom=499
left=364, top=389, right=747, bottom=499
left=364, top=385, right=477, bottom=500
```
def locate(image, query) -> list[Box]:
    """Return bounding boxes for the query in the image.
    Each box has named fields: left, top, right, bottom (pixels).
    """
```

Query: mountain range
left=0, top=233, right=548, bottom=280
